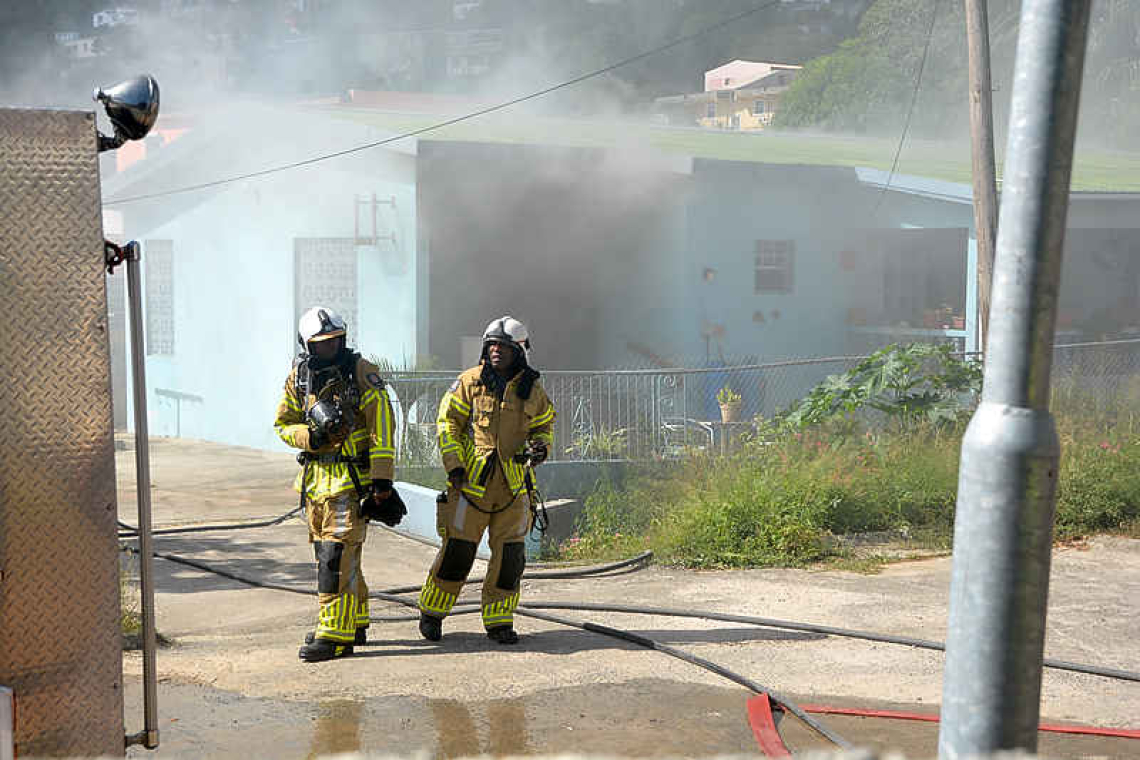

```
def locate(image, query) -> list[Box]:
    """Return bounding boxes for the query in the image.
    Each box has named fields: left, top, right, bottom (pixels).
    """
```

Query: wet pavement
left=123, top=676, right=1139, bottom=759
left=123, top=678, right=760, bottom=758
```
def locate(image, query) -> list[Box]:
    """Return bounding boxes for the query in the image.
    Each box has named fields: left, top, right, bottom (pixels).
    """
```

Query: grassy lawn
left=321, top=106, right=1140, bottom=191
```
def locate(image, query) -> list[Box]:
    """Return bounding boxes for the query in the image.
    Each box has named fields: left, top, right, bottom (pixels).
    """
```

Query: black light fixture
left=94, top=74, right=161, bottom=152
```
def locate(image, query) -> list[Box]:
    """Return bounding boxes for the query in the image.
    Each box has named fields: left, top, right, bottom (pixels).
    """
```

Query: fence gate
left=0, top=109, right=124, bottom=755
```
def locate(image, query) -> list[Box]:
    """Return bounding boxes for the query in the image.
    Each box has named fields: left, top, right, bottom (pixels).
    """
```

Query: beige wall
left=693, top=94, right=779, bottom=131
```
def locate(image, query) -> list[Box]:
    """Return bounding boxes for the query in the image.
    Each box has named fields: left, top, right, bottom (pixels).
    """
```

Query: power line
left=872, top=0, right=942, bottom=216
left=104, top=1, right=783, bottom=206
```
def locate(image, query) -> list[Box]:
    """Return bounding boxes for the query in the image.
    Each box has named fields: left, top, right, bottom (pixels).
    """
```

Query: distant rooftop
left=703, top=60, right=803, bottom=92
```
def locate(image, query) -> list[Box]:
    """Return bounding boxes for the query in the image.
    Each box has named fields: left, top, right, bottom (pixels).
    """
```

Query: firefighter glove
left=361, top=484, right=406, bottom=526
left=372, top=479, right=393, bottom=499
left=527, top=440, right=549, bottom=466
left=447, top=467, right=466, bottom=490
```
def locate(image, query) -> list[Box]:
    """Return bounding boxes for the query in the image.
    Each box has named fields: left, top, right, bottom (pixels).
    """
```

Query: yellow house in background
left=654, top=60, right=802, bottom=131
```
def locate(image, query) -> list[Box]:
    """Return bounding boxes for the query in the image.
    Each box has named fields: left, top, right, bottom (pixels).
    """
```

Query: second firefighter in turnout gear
left=274, top=307, right=405, bottom=662
left=419, top=316, right=555, bottom=645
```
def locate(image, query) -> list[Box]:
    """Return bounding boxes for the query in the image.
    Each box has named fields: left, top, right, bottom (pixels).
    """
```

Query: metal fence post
left=124, top=243, right=160, bottom=750
left=938, top=2, right=1090, bottom=758
left=0, top=686, right=12, bottom=760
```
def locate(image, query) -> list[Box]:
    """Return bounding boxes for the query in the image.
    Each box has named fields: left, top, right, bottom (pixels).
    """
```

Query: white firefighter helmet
left=482, top=315, right=531, bottom=360
left=297, top=306, right=347, bottom=350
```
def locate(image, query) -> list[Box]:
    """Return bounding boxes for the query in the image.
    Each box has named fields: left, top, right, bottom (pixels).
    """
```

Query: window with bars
left=144, top=239, right=174, bottom=355
left=754, top=240, right=794, bottom=294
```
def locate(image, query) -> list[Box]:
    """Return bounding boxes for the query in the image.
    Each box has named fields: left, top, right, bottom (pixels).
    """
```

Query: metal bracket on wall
left=155, top=388, right=204, bottom=438
left=103, top=239, right=139, bottom=274
left=354, top=193, right=397, bottom=246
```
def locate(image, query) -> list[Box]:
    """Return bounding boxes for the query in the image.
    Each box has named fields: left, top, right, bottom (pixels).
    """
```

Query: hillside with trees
left=774, top=0, right=1140, bottom=151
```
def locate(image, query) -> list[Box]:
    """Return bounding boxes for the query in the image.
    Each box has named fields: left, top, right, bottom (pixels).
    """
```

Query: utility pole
left=939, top=2, right=1091, bottom=758
left=966, top=0, right=998, bottom=352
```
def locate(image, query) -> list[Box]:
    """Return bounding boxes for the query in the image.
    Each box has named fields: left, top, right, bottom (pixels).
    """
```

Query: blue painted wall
left=684, top=162, right=867, bottom=364
left=117, top=152, right=417, bottom=452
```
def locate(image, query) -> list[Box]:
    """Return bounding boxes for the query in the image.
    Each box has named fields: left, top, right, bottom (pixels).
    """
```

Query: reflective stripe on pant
left=419, top=464, right=530, bottom=629
left=355, top=594, right=370, bottom=630
left=309, top=490, right=368, bottom=642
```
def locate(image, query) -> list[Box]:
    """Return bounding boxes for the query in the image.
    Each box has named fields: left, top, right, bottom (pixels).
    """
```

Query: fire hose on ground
left=119, top=515, right=1140, bottom=753
left=120, top=541, right=849, bottom=749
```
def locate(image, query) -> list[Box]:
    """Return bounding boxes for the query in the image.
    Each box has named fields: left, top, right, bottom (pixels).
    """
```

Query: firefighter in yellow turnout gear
left=275, top=307, right=405, bottom=662
left=419, top=316, right=555, bottom=644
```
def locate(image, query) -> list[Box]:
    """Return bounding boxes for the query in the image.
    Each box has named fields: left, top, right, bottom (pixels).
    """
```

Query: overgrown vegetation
left=565, top=426, right=629, bottom=460
left=782, top=343, right=981, bottom=429
left=121, top=564, right=142, bottom=643
left=561, top=344, right=1140, bottom=569
left=120, top=557, right=172, bottom=650
left=776, top=0, right=1140, bottom=149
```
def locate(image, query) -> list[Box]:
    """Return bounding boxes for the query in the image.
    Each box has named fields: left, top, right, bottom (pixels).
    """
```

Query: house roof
left=321, top=106, right=1140, bottom=193
left=101, top=101, right=417, bottom=206
left=100, top=99, right=1140, bottom=209
left=703, top=60, right=803, bottom=91
left=855, top=167, right=973, bottom=204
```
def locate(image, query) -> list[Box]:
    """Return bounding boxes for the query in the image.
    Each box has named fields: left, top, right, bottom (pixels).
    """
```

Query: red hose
left=746, top=694, right=792, bottom=757
left=794, top=703, right=1140, bottom=740
left=748, top=697, right=1140, bottom=756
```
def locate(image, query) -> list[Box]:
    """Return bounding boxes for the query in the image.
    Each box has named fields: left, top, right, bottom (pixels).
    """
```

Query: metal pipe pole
left=965, top=0, right=999, bottom=352
left=939, top=2, right=1090, bottom=758
left=124, top=242, right=160, bottom=750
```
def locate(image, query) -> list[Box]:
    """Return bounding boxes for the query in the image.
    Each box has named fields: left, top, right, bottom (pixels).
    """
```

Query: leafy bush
left=782, top=343, right=981, bottom=431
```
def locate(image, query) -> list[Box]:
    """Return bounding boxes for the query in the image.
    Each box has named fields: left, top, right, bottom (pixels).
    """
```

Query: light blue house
left=102, top=105, right=418, bottom=450
left=103, top=110, right=1140, bottom=450
left=613, top=158, right=1140, bottom=415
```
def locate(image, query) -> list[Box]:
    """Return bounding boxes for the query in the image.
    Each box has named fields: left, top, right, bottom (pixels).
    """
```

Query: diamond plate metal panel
left=0, top=108, right=124, bottom=756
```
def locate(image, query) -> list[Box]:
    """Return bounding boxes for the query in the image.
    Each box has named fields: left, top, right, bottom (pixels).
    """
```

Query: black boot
left=486, top=625, right=519, bottom=645
left=305, top=628, right=367, bottom=646
left=298, top=637, right=353, bottom=662
left=419, top=612, right=442, bottom=642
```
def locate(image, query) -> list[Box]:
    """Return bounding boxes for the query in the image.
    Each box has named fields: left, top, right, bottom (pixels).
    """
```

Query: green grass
left=120, top=559, right=171, bottom=650
left=559, top=412, right=1140, bottom=569
left=320, top=106, right=1140, bottom=191
left=817, top=553, right=894, bottom=575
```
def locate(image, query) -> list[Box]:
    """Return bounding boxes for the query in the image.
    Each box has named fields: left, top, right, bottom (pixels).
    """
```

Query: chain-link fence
left=385, top=355, right=870, bottom=464
left=387, top=339, right=1140, bottom=467
left=387, top=358, right=864, bottom=466
left=1050, top=338, right=1140, bottom=417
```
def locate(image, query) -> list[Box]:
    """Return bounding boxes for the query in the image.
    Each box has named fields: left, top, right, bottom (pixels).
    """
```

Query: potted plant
left=716, top=386, right=743, bottom=423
